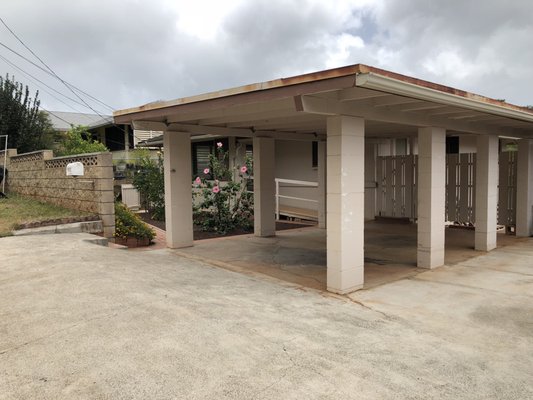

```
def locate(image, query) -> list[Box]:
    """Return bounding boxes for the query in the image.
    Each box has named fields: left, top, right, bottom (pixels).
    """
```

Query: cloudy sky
left=1, top=0, right=532, bottom=116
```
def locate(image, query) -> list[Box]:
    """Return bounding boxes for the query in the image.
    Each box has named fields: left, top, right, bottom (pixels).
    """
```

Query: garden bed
left=138, top=212, right=316, bottom=241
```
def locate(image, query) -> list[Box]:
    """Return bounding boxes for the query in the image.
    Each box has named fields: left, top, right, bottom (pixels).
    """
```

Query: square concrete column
left=475, top=135, right=499, bottom=251
left=163, top=131, right=193, bottom=248
left=417, top=127, right=446, bottom=268
left=516, top=139, right=533, bottom=237
left=317, top=140, right=327, bottom=229
left=253, top=137, right=276, bottom=237
left=326, top=116, right=365, bottom=294
left=124, top=125, right=130, bottom=154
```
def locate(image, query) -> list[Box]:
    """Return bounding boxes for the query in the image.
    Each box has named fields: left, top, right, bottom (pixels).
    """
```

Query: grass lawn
left=0, top=193, right=90, bottom=237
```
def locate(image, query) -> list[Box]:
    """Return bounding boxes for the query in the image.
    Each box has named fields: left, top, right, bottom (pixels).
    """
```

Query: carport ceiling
left=115, top=64, right=533, bottom=140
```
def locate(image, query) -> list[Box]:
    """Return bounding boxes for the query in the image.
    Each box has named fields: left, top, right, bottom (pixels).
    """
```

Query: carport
left=114, top=64, right=533, bottom=294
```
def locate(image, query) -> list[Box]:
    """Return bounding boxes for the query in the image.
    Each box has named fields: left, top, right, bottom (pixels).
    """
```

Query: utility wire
left=0, top=39, right=114, bottom=112
left=0, top=16, right=115, bottom=111
left=0, top=17, right=113, bottom=122
left=0, top=53, right=93, bottom=114
left=0, top=17, right=147, bottom=146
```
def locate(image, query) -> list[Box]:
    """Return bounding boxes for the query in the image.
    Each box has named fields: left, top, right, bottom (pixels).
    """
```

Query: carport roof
left=114, top=64, right=533, bottom=139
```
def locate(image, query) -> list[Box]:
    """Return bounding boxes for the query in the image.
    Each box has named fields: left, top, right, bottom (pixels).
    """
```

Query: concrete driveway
left=1, top=234, right=532, bottom=399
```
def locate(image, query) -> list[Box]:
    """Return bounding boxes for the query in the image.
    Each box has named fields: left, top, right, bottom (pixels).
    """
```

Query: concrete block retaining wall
left=0, top=149, right=115, bottom=237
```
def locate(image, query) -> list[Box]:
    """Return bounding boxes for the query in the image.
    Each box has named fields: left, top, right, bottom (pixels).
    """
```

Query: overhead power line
left=0, top=16, right=114, bottom=120
left=0, top=39, right=114, bottom=112
left=0, top=52, right=95, bottom=114
left=0, top=17, right=147, bottom=146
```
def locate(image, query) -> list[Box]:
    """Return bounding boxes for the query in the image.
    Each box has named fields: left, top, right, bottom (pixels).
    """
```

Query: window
left=191, top=139, right=230, bottom=178
left=446, top=136, right=459, bottom=154
left=192, top=142, right=213, bottom=178
left=395, top=139, right=408, bottom=156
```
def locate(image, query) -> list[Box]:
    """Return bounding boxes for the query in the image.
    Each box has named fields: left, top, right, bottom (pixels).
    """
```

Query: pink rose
left=216, top=142, right=223, bottom=148
left=194, top=177, right=201, bottom=185
left=240, top=165, right=247, bottom=174
left=203, top=168, right=210, bottom=174
left=212, top=186, right=220, bottom=194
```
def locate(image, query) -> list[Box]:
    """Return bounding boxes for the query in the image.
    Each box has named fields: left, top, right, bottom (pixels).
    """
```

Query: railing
left=275, top=178, right=318, bottom=220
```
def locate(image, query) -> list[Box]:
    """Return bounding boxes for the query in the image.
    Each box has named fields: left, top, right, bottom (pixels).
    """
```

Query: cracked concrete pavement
left=0, top=233, right=532, bottom=399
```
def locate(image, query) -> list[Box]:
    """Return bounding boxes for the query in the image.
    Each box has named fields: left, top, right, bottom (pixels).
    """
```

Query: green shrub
left=55, top=125, right=108, bottom=156
left=193, top=142, right=253, bottom=234
left=114, top=202, right=155, bottom=241
left=132, top=153, right=165, bottom=221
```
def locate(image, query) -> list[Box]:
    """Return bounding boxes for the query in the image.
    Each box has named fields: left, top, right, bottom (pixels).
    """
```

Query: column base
left=417, top=249, right=445, bottom=269
left=474, top=232, right=497, bottom=252
left=254, top=232, right=276, bottom=238
left=327, top=284, right=364, bottom=295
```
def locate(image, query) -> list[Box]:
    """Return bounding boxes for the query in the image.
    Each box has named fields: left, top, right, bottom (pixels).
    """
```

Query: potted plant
left=114, top=202, right=155, bottom=247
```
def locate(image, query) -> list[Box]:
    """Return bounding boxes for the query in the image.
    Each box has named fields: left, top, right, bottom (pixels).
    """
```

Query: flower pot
left=114, top=237, right=150, bottom=248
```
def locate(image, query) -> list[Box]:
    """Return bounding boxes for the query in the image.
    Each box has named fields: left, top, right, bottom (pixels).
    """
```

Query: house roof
left=47, top=111, right=113, bottom=132
left=114, top=63, right=533, bottom=139
left=136, top=134, right=228, bottom=147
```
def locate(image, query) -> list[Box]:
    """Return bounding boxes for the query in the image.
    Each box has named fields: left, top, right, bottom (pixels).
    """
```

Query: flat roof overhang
left=114, top=64, right=533, bottom=140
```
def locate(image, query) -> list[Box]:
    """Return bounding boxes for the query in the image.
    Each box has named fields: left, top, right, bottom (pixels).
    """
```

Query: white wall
left=275, top=140, right=318, bottom=211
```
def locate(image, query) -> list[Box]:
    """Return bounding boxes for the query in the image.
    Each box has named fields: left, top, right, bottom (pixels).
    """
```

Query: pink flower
left=194, top=177, right=201, bottom=185
left=212, top=186, right=220, bottom=194
left=203, top=168, right=210, bottom=174
left=240, top=165, right=247, bottom=174
left=216, top=142, right=223, bottom=148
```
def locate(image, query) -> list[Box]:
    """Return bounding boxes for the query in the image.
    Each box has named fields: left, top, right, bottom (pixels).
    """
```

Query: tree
left=0, top=74, right=53, bottom=152
left=55, top=125, right=108, bottom=156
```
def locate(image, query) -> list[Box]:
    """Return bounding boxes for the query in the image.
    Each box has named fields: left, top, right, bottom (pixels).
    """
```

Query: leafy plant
left=193, top=142, right=253, bottom=234
left=114, top=202, right=155, bottom=241
left=55, top=125, right=108, bottom=156
left=132, top=153, right=165, bottom=220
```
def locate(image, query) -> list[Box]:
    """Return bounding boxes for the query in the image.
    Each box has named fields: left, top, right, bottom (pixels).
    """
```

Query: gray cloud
left=1, top=0, right=532, bottom=115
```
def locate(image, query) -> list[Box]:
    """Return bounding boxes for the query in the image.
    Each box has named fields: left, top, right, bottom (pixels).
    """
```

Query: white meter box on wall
left=66, top=162, right=84, bottom=176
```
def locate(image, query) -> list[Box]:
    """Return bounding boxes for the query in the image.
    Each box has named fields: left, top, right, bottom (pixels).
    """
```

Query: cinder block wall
left=1, top=149, right=115, bottom=237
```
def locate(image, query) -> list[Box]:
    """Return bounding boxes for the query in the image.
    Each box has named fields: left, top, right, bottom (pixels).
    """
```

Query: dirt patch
left=138, top=212, right=316, bottom=240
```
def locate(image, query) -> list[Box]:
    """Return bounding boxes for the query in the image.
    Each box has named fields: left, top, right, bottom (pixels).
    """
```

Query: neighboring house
left=137, top=133, right=319, bottom=221
left=114, top=63, right=533, bottom=294
left=46, top=111, right=134, bottom=155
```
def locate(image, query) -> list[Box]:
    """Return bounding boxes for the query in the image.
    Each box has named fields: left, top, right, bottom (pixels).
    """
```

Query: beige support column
left=326, top=115, right=365, bottom=294
left=317, top=140, right=327, bottom=229
left=97, top=152, right=115, bottom=238
left=475, top=135, right=499, bottom=251
left=516, top=139, right=533, bottom=237
left=163, top=131, right=193, bottom=248
left=253, top=137, right=276, bottom=237
left=124, top=125, right=130, bottom=154
left=417, top=127, right=446, bottom=268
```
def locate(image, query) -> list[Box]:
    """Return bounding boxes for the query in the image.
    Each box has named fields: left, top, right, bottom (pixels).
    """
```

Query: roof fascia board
left=296, top=94, right=529, bottom=137
left=114, top=75, right=356, bottom=124
left=356, top=73, right=533, bottom=123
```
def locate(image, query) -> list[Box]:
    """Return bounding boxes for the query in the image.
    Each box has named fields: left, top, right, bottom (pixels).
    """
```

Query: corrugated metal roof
left=113, top=63, right=533, bottom=119
left=47, top=111, right=113, bottom=131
